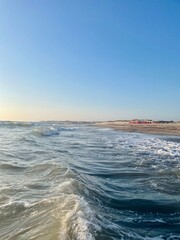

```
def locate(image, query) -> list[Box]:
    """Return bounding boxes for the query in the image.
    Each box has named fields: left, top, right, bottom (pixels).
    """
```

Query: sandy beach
left=95, top=121, right=180, bottom=136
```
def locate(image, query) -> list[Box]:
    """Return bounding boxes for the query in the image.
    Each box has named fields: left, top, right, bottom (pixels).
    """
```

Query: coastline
left=94, top=121, right=180, bottom=136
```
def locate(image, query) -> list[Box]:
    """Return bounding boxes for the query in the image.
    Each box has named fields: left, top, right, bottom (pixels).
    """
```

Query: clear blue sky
left=0, top=0, right=180, bottom=121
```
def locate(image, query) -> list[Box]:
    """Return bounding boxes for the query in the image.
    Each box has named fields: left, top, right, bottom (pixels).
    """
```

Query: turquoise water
left=0, top=121, right=180, bottom=240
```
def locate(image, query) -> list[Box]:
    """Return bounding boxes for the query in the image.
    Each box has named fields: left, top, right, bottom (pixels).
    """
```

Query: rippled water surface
left=0, top=121, right=180, bottom=240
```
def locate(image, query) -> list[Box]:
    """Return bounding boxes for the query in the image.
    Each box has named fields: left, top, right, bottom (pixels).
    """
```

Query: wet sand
left=95, top=121, right=180, bottom=136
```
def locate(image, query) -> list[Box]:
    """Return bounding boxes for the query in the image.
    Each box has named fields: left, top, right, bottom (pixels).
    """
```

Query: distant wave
left=0, top=121, right=33, bottom=127
left=52, top=124, right=80, bottom=131
left=31, top=125, right=80, bottom=137
left=33, top=127, right=59, bottom=136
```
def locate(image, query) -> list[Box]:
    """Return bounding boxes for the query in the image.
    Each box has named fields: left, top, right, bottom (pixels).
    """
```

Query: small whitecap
left=33, top=127, right=59, bottom=136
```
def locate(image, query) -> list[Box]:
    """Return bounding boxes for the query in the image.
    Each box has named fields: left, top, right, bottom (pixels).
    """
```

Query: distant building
left=154, top=120, right=174, bottom=124
left=129, top=119, right=174, bottom=124
left=129, top=119, right=154, bottom=124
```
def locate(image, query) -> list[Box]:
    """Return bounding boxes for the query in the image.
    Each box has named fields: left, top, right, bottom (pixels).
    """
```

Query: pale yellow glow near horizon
left=0, top=103, right=123, bottom=122
left=0, top=107, right=80, bottom=122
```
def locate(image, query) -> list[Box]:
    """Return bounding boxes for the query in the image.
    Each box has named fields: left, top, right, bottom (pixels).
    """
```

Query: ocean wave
left=0, top=121, right=33, bottom=127
left=52, top=124, right=79, bottom=131
left=0, top=195, right=100, bottom=240
left=59, top=194, right=100, bottom=240
left=0, top=160, right=100, bottom=239
left=33, top=127, right=59, bottom=136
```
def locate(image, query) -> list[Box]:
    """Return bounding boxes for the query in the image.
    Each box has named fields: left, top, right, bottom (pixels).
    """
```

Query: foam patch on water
left=104, top=133, right=180, bottom=157
left=136, top=137, right=180, bottom=157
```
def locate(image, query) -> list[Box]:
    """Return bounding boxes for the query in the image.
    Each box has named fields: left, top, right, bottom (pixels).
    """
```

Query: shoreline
left=94, top=121, right=180, bottom=136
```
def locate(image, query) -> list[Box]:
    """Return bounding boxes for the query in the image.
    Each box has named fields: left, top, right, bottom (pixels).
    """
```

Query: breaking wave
left=33, top=127, right=59, bottom=136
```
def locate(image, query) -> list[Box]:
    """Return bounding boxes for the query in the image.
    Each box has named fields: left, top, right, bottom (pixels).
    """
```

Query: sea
left=0, top=121, right=180, bottom=240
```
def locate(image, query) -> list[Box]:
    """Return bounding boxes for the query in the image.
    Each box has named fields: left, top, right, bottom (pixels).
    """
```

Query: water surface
left=0, top=122, right=180, bottom=239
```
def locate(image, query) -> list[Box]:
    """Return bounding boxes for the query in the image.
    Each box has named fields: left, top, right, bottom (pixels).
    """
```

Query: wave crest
left=0, top=121, right=33, bottom=127
left=33, top=127, right=59, bottom=136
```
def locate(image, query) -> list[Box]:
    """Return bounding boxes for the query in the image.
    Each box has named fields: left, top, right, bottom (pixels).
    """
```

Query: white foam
left=33, top=127, right=59, bottom=136
left=105, top=133, right=180, bottom=157
left=0, top=199, right=31, bottom=210
left=52, top=124, right=79, bottom=131
left=59, top=194, right=101, bottom=240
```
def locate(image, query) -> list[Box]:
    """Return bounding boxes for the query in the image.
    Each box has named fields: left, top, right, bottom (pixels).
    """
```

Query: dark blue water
left=0, top=122, right=180, bottom=240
